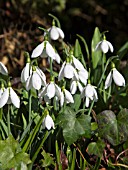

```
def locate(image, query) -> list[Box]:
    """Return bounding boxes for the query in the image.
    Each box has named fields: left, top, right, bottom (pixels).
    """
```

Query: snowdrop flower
left=60, top=87, right=74, bottom=107
left=81, top=83, right=98, bottom=107
left=31, top=40, right=56, bottom=60
left=48, top=25, right=64, bottom=40
left=26, top=66, right=46, bottom=91
left=0, top=62, right=8, bottom=75
left=0, top=83, right=5, bottom=98
left=39, top=80, right=61, bottom=102
left=70, top=78, right=83, bottom=94
left=105, top=68, right=125, bottom=89
left=58, top=61, right=77, bottom=81
left=95, top=39, right=114, bottom=53
left=0, top=82, right=20, bottom=108
left=21, top=62, right=31, bottom=83
left=43, top=114, right=55, bottom=130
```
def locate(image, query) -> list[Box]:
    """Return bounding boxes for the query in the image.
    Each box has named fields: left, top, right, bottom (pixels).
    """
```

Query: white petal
left=106, top=41, right=114, bottom=52
left=10, top=87, right=20, bottom=108
left=26, top=75, right=32, bottom=91
left=45, top=115, right=55, bottom=130
left=36, top=67, right=46, bottom=86
left=101, top=41, right=109, bottom=53
left=60, top=92, right=64, bottom=107
left=70, top=81, right=77, bottom=94
left=0, top=88, right=9, bottom=108
left=21, top=63, right=30, bottom=83
left=50, top=26, right=59, bottom=40
left=54, top=52, right=60, bottom=64
left=47, top=83, right=55, bottom=99
left=64, top=63, right=75, bottom=79
left=32, top=72, right=42, bottom=90
left=64, top=89, right=74, bottom=103
left=38, top=87, right=47, bottom=99
left=0, top=62, right=8, bottom=75
left=73, top=57, right=85, bottom=71
left=93, top=88, right=98, bottom=101
left=31, top=42, right=44, bottom=58
left=105, top=71, right=112, bottom=89
left=55, top=84, right=62, bottom=98
left=56, top=27, right=64, bottom=39
left=85, top=97, right=90, bottom=107
left=78, top=69, right=88, bottom=85
left=58, top=61, right=66, bottom=81
left=113, top=68, right=125, bottom=87
left=46, top=42, right=55, bottom=59
left=77, top=82, right=83, bottom=92
left=85, top=84, right=94, bottom=99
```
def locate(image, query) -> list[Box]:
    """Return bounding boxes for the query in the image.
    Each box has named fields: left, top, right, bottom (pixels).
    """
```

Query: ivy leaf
left=97, top=109, right=128, bottom=146
left=56, top=107, right=91, bottom=145
left=70, top=94, right=81, bottom=111
left=87, top=140, right=105, bottom=157
left=0, top=135, right=31, bottom=169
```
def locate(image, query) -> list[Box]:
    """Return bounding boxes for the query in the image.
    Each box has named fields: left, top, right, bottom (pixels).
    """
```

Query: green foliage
left=56, top=107, right=91, bottom=145
left=0, top=135, right=31, bottom=169
left=97, top=109, right=128, bottom=146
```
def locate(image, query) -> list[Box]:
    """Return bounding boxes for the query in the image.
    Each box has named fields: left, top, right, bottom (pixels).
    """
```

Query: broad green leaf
left=97, top=109, right=128, bottom=146
left=0, top=135, right=31, bottom=169
left=91, top=27, right=102, bottom=69
left=87, top=140, right=105, bottom=157
left=56, top=107, right=91, bottom=145
left=74, top=38, right=87, bottom=68
left=70, top=94, right=81, bottom=111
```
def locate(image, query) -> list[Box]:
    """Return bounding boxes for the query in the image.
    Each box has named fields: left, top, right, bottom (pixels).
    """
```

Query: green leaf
left=70, top=94, right=81, bottom=111
left=40, top=150, right=55, bottom=168
left=57, top=107, right=91, bottom=145
left=0, top=135, right=31, bottom=169
left=118, top=41, right=128, bottom=60
left=91, top=27, right=102, bottom=69
left=87, top=140, right=105, bottom=157
left=97, top=109, right=128, bottom=146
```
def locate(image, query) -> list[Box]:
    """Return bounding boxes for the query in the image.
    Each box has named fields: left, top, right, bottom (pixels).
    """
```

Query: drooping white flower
left=21, top=63, right=31, bottom=83
left=43, top=114, right=55, bottom=130
left=38, top=81, right=62, bottom=104
left=31, top=40, right=56, bottom=60
left=60, top=88, right=74, bottom=107
left=26, top=66, right=46, bottom=91
left=48, top=26, right=64, bottom=40
left=0, top=86, right=20, bottom=108
left=81, top=84, right=98, bottom=107
left=95, top=40, right=114, bottom=53
left=58, top=61, right=77, bottom=81
left=105, top=68, right=125, bottom=89
left=0, top=62, right=8, bottom=75
left=70, top=79, right=83, bottom=95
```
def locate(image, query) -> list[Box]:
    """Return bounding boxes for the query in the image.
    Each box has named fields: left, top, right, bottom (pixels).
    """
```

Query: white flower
left=81, top=84, right=98, bottom=107
left=21, top=63, right=31, bottom=83
left=78, top=69, right=88, bottom=85
left=72, top=56, right=85, bottom=71
left=43, top=115, right=55, bottom=130
left=39, top=82, right=62, bottom=103
left=60, top=88, right=74, bottom=107
left=47, top=26, right=64, bottom=40
left=105, top=68, right=125, bottom=89
left=70, top=80, right=83, bottom=94
left=95, top=40, right=114, bottom=53
left=0, top=87, right=20, bottom=108
left=31, top=41, right=56, bottom=59
left=26, top=66, right=46, bottom=91
left=58, top=61, right=77, bottom=81
left=0, top=62, right=8, bottom=75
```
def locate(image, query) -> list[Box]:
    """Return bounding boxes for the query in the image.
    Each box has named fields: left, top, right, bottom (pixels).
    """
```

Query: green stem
left=7, top=105, right=11, bottom=136
left=28, top=90, right=32, bottom=123
left=50, top=57, right=53, bottom=77
left=0, top=108, right=3, bottom=120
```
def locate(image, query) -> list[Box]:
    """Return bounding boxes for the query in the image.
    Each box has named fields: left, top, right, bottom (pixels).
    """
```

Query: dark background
left=0, top=0, right=128, bottom=75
